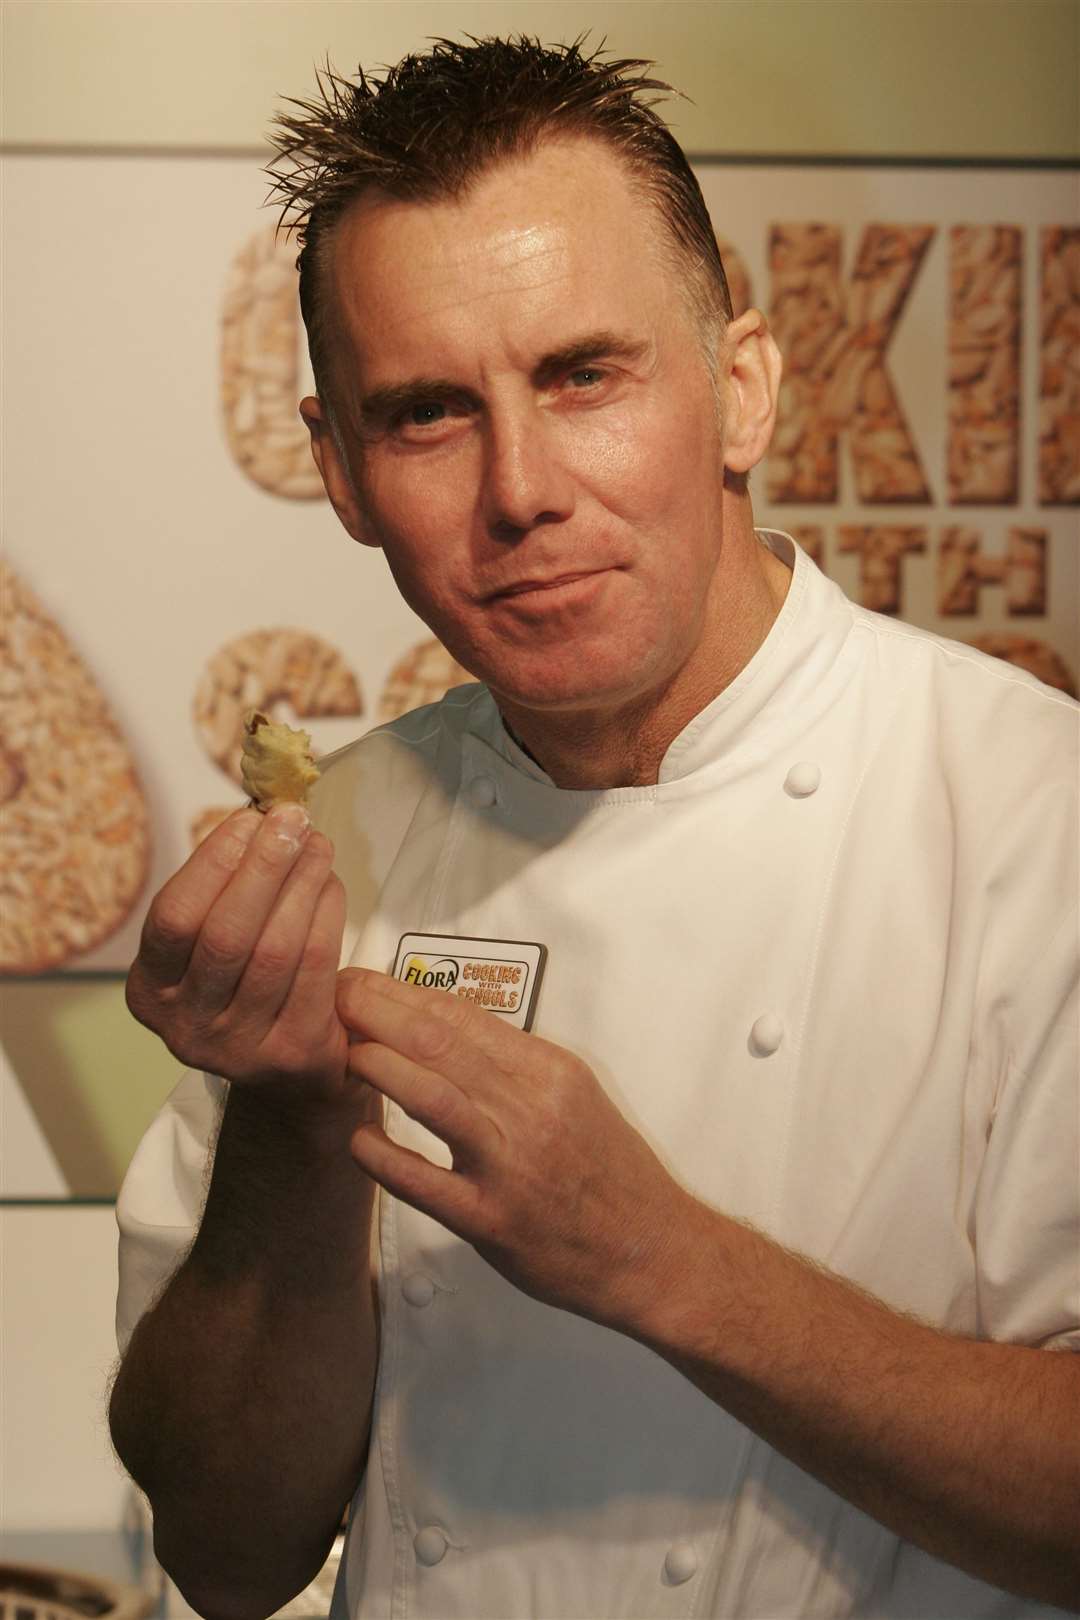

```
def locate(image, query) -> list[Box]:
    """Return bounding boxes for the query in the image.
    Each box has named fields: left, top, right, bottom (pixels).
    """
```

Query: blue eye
left=570, top=368, right=603, bottom=387
left=408, top=401, right=446, bottom=425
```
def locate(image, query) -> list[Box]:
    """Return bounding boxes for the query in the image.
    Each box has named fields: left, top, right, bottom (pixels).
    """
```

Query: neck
left=496, top=521, right=792, bottom=790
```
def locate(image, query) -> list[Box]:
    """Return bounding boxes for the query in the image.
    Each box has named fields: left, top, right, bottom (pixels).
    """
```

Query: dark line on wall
left=687, top=152, right=1080, bottom=172
left=3, top=970, right=130, bottom=984
left=0, top=143, right=272, bottom=160
left=0, top=1198, right=117, bottom=1208
left=1, top=142, right=1076, bottom=170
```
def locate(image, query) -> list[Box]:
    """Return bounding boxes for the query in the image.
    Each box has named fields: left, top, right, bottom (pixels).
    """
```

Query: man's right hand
left=115, top=803, right=380, bottom=1620
left=126, top=803, right=350, bottom=1103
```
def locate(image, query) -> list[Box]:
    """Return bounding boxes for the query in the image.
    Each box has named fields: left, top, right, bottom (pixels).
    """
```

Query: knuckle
left=437, top=994, right=472, bottom=1030
left=392, top=1152, right=432, bottom=1205
left=318, top=875, right=346, bottom=923
left=303, top=830, right=334, bottom=864
left=335, top=976, right=357, bottom=1020
left=301, top=931, right=338, bottom=976
left=336, top=967, right=372, bottom=1023
left=293, top=838, right=331, bottom=885
left=126, top=964, right=184, bottom=1037
left=246, top=934, right=296, bottom=983
left=128, top=989, right=201, bottom=1066
left=547, top=1047, right=584, bottom=1094
left=347, top=1038, right=383, bottom=1086
left=413, top=1013, right=456, bottom=1065
left=423, top=1082, right=460, bottom=1134
left=208, top=824, right=259, bottom=876
left=197, top=919, right=248, bottom=970
left=336, top=964, right=361, bottom=995
left=146, top=894, right=195, bottom=954
left=247, top=833, right=298, bottom=879
left=124, top=967, right=153, bottom=1025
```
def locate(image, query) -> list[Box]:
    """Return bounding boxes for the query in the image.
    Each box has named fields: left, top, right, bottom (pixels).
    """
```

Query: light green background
left=2, top=0, right=1077, bottom=1197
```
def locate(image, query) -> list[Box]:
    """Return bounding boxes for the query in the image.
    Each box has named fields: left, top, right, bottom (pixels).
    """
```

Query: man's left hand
left=335, top=967, right=686, bottom=1329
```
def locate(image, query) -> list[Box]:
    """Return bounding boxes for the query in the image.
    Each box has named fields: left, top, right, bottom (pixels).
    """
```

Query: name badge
left=392, top=932, right=547, bottom=1031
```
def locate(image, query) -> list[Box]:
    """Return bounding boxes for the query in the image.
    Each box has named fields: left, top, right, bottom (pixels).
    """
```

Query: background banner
left=2, top=151, right=1076, bottom=1190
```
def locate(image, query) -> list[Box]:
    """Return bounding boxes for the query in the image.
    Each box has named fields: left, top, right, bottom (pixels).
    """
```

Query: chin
left=485, top=665, right=655, bottom=717
left=444, top=623, right=668, bottom=716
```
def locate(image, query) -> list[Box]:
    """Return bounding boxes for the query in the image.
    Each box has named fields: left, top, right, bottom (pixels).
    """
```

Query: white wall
left=0, top=1206, right=130, bottom=1530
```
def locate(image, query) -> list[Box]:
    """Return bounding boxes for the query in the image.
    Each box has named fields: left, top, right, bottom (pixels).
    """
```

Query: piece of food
left=239, top=708, right=320, bottom=811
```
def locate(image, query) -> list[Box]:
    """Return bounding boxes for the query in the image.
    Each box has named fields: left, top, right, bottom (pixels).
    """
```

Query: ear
left=719, top=308, right=783, bottom=476
left=299, top=396, right=381, bottom=548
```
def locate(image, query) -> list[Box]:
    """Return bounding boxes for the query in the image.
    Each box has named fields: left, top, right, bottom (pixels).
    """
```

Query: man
left=109, top=37, right=1079, bottom=1620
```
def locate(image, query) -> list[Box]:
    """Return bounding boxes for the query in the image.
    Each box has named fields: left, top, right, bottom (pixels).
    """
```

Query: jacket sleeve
left=114, top=1067, right=226, bottom=1353
left=973, top=900, right=1080, bottom=1352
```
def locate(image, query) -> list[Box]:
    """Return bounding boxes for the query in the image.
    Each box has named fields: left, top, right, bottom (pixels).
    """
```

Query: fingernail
left=266, top=801, right=311, bottom=847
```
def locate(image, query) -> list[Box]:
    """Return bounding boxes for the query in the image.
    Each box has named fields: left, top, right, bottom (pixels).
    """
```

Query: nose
left=481, top=406, right=575, bottom=538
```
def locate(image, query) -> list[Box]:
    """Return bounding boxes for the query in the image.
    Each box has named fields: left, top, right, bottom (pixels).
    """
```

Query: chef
left=109, top=36, right=1080, bottom=1620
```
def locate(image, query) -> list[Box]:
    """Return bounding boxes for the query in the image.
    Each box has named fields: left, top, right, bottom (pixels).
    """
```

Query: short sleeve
left=115, top=1068, right=226, bottom=1353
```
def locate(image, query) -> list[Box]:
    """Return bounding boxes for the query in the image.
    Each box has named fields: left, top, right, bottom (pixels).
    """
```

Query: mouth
left=485, top=569, right=612, bottom=602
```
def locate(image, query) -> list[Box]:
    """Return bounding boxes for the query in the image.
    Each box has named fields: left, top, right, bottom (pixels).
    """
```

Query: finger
left=270, top=870, right=348, bottom=1036
left=137, top=809, right=263, bottom=985
left=182, top=803, right=314, bottom=1013
left=349, top=1119, right=481, bottom=1234
left=339, top=965, right=476, bottom=1023
left=338, top=967, right=524, bottom=1070
left=227, top=831, right=337, bottom=1021
left=341, top=966, right=529, bottom=1050
left=336, top=969, right=508, bottom=1101
left=347, top=1038, right=500, bottom=1163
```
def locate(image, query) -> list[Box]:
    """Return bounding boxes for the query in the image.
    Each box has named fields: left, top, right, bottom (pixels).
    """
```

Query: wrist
left=222, top=1072, right=380, bottom=1161
left=187, top=1081, right=378, bottom=1297
left=606, top=1185, right=723, bottom=1348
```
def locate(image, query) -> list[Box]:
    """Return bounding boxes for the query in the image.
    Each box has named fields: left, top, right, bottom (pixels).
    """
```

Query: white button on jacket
left=783, top=760, right=822, bottom=797
left=402, top=1273, right=435, bottom=1308
left=413, top=1527, right=448, bottom=1567
left=466, top=773, right=498, bottom=809
left=749, top=1014, right=784, bottom=1057
left=663, top=1541, right=698, bottom=1585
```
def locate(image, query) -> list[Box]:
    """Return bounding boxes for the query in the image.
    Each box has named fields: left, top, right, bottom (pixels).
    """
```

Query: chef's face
left=306, top=137, right=752, bottom=718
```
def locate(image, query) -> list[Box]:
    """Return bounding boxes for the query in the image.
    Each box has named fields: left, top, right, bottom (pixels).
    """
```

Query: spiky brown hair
left=265, top=35, right=733, bottom=409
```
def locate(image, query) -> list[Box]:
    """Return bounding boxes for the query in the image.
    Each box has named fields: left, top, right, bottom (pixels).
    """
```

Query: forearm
left=627, top=1199, right=1080, bottom=1611
left=109, top=1084, right=378, bottom=1620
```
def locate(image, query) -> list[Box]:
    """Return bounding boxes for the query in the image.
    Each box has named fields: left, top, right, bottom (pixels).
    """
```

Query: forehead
left=325, top=138, right=684, bottom=382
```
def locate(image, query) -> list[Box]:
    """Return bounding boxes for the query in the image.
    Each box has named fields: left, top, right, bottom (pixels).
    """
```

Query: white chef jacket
left=116, top=531, right=1079, bottom=1620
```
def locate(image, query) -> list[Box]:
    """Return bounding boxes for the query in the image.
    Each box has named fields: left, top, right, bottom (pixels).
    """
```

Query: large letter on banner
left=767, top=223, right=935, bottom=505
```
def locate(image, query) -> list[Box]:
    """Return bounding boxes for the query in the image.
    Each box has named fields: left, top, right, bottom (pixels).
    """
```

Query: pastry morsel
left=239, top=709, right=320, bottom=811
left=193, top=629, right=362, bottom=785
left=189, top=627, right=362, bottom=847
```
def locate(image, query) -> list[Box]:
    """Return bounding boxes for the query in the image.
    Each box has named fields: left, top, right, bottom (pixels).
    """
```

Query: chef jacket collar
left=478, top=530, right=854, bottom=793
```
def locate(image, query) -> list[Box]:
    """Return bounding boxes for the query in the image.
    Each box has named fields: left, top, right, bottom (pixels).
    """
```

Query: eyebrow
left=357, top=329, right=651, bottom=429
